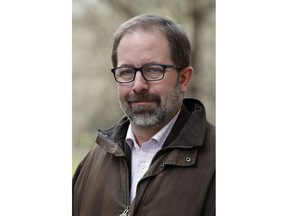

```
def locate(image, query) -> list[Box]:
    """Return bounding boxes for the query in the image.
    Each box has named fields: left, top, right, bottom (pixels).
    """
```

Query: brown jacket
left=73, top=98, right=215, bottom=216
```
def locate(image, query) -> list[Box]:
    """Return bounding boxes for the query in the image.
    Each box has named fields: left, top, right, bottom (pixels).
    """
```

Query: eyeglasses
left=111, top=64, right=181, bottom=83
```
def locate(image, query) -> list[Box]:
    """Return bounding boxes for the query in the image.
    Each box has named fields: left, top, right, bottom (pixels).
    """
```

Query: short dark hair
left=111, top=14, right=192, bottom=68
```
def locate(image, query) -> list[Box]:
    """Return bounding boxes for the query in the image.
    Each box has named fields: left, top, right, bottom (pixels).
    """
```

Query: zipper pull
left=119, top=206, right=130, bottom=216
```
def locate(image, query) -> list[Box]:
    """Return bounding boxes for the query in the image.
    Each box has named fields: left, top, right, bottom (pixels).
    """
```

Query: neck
left=131, top=124, right=161, bottom=147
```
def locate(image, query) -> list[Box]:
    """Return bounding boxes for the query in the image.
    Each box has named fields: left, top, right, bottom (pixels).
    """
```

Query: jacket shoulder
left=206, top=121, right=215, bottom=136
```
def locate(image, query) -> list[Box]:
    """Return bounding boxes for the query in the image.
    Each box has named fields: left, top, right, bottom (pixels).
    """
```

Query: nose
left=132, top=70, right=149, bottom=93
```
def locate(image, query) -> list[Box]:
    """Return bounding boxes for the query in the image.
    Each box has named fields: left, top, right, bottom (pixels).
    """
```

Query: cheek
left=157, top=84, right=175, bottom=103
left=117, top=85, right=130, bottom=101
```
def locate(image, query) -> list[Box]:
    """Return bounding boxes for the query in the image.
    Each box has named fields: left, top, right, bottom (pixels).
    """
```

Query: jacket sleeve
left=72, top=158, right=85, bottom=191
left=201, top=171, right=215, bottom=216
left=72, top=155, right=88, bottom=216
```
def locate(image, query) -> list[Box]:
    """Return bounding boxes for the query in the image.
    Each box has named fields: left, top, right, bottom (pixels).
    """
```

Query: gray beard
left=120, top=82, right=182, bottom=128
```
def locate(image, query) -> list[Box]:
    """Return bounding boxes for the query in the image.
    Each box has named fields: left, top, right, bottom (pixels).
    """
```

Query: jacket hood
left=177, top=98, right=207, bottom=147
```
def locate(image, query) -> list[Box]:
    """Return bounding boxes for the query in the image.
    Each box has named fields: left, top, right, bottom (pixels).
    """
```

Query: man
left=73, top=14, right=215, bottom=216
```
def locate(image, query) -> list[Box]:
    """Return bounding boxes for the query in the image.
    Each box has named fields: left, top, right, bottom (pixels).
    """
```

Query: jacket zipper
left=119, top=206, right=130, bottom=216
left=120, top=154, right=130, bottom=215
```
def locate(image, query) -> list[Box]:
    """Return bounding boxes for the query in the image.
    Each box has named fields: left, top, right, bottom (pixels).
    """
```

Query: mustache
left=127, top=93, right=161, bottom=104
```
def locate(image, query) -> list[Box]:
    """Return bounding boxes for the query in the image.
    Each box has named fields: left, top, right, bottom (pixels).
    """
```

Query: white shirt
left=126, top=111, right=180, bottom=203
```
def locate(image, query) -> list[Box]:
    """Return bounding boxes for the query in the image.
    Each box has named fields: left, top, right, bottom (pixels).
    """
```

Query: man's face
left=116, top=30, right=186, bottom=128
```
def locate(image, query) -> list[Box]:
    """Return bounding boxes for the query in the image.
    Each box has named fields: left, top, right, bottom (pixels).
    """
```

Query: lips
left=131, top=101, right=155, bottom=107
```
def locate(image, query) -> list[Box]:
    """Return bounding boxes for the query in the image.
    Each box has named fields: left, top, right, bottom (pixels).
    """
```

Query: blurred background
left=73, top=0, right=215, bottom=172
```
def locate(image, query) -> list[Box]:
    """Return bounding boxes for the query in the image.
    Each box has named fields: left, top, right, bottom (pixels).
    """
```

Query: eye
left=117, top=68, right=134, bottom=77
left=143, top=65, right=163, bottom=73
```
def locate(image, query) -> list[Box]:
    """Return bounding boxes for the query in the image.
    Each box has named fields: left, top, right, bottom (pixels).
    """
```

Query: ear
left=179, top=66, right=194, bottom=93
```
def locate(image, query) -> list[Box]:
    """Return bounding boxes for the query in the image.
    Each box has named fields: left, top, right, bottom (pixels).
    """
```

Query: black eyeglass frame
left=111, top=64, right=182, bottom=83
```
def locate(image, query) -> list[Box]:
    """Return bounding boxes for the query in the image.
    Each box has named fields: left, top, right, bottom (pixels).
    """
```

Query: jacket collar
left=96, top=117, right=129, bottom=156
left=163, top=98, right=207, bottom=149
left=96, top=98, right=207, bottom=154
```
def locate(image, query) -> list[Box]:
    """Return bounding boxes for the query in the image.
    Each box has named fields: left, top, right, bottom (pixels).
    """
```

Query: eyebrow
left=118, top=62, right=162, bottom=68
left=117, top=64, right=133, bottom=68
